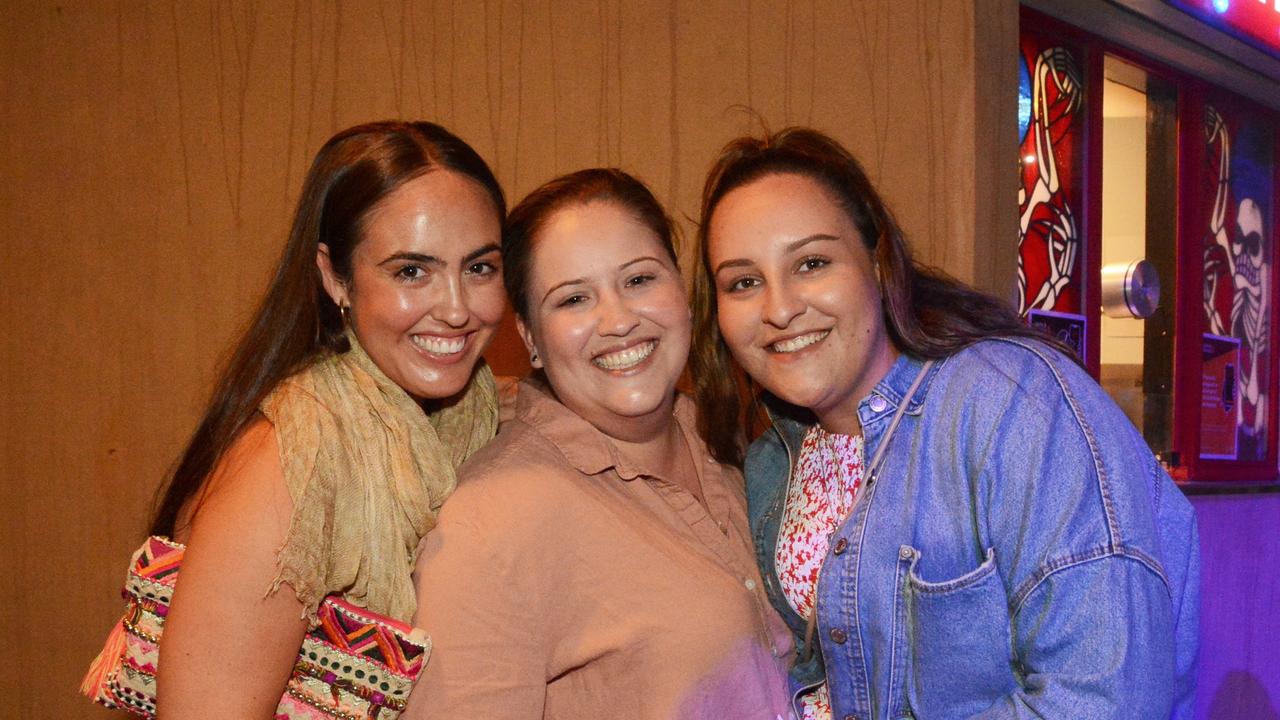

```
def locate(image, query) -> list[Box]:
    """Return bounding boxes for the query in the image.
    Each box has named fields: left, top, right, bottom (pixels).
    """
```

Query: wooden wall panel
left=0, top=2, right=1012, bottom=716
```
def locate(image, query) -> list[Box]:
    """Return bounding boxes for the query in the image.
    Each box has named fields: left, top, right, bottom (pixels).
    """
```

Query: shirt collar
left=514, top=375, right=702, bottom=482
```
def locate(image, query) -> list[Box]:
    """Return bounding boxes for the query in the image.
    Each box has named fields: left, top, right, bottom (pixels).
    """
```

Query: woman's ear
left=515, top=316, right=543, bottom=369
left=316, top=243, right=350, bottom=309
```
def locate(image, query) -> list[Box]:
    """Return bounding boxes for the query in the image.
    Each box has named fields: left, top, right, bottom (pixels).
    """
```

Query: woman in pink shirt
left=405, top=168, right=794, bottom=720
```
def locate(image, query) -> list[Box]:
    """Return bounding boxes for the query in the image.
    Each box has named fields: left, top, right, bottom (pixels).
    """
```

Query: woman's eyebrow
left=713, top=257, right=753, bottom=276
left=541, top=277, right=588, bottom=304
left=784, top=233, right=841, bottom=252
left=378, top=251, right=442, bottom=267
left=463, top=244, right=501, bottom=264
left=619, top=255, right=664, bottom=271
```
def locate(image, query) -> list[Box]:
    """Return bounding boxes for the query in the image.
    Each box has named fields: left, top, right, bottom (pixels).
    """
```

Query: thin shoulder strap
left=797, top=359, right=935, bottom=661
left=864, top=359, right=935, bottom=484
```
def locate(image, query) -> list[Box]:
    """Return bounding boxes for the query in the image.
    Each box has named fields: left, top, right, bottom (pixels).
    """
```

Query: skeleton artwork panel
left=1201, top=104, right=1273, bottom=462
left=1017, top=35, right=1084, bottom=318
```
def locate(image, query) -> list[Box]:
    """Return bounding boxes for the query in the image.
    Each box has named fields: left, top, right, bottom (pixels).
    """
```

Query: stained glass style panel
left=1201, top=104, right=1273, bottom=462
left=1018, top=33, right=1086, bottom=318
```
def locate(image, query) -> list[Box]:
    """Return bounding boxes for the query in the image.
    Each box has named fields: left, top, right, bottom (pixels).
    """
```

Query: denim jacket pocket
left=899, top=547, right=1017, bottom=719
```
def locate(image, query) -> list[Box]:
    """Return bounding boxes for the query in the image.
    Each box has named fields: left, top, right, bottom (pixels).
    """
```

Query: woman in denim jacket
left=690, top=127, right=1198, bottom=720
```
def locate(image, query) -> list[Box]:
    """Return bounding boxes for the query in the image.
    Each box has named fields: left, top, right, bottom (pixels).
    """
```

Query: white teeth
left=771, top=331, right=828, bottom=353
left=412, top=334, right=466, bottom=355
left=593, top=341, right=656, bottom=371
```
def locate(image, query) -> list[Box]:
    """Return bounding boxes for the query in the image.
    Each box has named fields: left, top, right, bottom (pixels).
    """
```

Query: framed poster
left=1200, top=102, right=1273, bottom=464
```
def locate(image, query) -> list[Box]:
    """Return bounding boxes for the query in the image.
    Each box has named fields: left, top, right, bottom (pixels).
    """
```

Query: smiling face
left=519, top=200, right=690, bottom=441
left=318, top=169, right=506, bottom=403
left=707, top=172, right=898, bottom=435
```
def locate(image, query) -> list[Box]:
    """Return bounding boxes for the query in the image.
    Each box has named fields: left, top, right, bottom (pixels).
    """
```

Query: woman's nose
left=761, top=282, right=804, bottom=329
left=596, top=291, right=641, bottom=337
left=430, top=276, right=471, bottom=328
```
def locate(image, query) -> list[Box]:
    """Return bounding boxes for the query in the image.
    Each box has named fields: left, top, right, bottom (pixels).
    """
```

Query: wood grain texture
left=0, top=2, right=1011, bottom=716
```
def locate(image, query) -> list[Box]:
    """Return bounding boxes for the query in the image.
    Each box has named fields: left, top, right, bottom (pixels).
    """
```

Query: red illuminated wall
left=1168, top=0, right=1280, bottom=57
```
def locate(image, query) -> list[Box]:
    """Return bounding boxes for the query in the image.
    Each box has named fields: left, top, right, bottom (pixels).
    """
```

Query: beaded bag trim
left=82, top=536, right=430, bottom=719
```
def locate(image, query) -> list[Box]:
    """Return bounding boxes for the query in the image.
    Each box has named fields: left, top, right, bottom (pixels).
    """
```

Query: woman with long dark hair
left=403, top=169, right=793, bottom=719
left=692, top=127, right=1199, bottom=719
left=83, top=120, right=506, bottom=719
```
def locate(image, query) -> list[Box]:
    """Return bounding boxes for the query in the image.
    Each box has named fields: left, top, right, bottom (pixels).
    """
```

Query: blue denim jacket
left=745, top=338, right=1199, bottom=719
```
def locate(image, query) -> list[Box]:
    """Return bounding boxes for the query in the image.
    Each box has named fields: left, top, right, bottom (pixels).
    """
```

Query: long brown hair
left=691, top=126, right=1075, bottom=466
left=149, top=121, right=504, bottom=537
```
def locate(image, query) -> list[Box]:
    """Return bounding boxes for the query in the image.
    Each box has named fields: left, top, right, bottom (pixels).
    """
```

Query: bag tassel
left=80, top=619, right=127, bottom=698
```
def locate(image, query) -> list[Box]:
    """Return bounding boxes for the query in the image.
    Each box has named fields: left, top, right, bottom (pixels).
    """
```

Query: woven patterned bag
left=82, top=537, right=430, bottom=719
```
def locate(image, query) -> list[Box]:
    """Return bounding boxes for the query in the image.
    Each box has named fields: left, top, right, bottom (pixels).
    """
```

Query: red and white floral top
left=775, top=426, right=865, bottom=720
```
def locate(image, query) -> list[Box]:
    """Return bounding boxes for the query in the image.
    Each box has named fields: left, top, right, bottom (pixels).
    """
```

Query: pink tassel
left=80, top=619, right=127, bottom=698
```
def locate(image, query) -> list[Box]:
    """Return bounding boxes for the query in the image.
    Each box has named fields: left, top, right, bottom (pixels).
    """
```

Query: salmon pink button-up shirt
left=405, top=378, right=795, bottom=720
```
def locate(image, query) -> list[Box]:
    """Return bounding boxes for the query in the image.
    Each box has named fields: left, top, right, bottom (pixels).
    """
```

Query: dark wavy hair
left=503, top=168, right=678, bottom=321
left=691, top=126, right=1075, bottom=466
left=149, top=120, right=504, bottom=537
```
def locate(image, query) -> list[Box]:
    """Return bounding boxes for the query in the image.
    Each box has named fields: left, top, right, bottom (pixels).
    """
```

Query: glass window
left=1099, top=56, right=1178, bottom=458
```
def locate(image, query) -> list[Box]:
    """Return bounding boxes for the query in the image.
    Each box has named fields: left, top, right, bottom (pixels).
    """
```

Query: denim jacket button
left=832, top=538, right=848, bottom=555
left=829, top=627, right=848, bottom=644
left=869, top=395, right=888, bottom=413
left=899, top=546, right=914, bottom=561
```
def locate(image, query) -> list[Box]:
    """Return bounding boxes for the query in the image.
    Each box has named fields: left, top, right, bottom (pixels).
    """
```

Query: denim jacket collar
left=768, top=352, right=945, bottom=456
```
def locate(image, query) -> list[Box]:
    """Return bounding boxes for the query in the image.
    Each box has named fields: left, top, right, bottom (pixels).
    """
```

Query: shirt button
left=868, top=395, right=888, bottom=413
left=829, top=627, right=848, bottom=644
left=744, top=578, right=757, bottom=591
left=832, top=537, right=848, bottom=555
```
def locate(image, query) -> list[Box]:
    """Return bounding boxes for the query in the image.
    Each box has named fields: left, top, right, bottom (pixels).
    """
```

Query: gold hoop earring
left=340, top=304, right=351, bottom=326
left=530, top=350, right=539, bottom=364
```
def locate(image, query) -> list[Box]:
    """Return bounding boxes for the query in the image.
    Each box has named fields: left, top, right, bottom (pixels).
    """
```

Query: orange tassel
left=80, top=619, right=127, bottom=698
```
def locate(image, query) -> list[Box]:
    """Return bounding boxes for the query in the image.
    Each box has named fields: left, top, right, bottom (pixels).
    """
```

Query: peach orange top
left=404, top=378, right=794, bottom=720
